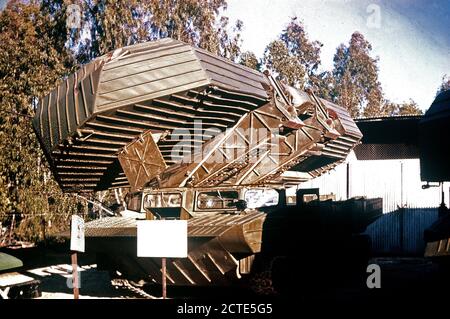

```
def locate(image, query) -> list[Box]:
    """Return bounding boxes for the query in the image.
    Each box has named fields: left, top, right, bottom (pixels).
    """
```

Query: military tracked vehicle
left=34, top=38, right=382, bottom=291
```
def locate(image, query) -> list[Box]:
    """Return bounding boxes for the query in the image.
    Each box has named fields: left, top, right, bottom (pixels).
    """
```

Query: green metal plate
left=0, top=252, right=23, bottom=272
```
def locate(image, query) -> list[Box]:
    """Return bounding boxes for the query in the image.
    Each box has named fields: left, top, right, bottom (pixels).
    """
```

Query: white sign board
left=137, top=220, right=187, bottom=258
left=70, top=215, right=85, bottom=253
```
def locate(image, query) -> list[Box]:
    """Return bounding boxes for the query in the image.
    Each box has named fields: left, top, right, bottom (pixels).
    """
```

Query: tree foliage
left=0, top=1, right=431, bottom=244
left=0, top=0, right=244, bottom=243
left=381, top=99, right=423, bottom=117
left=436, top=74, right=450, bottom=96
left=331, top=32, right=383, bottom=118
left=263, top=20, right=423, bottom=118
left=263, top=17, right=323, bottom=90
left=264, top=39, right=306, bottom=87
left=0, top=0, right=85, bottom=242
left=239, top=51, right=261, bottom=71
left=71, top=0, right=243, bottom=63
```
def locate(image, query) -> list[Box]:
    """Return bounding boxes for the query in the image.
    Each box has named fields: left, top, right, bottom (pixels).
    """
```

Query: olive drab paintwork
left=33, top=38, right=362, bottom=194
left=35, top=39, right=368, bottom=286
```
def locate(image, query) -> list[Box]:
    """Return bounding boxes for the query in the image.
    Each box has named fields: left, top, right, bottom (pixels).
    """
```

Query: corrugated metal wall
left=297, top=155, right=448, bottom=213
left=364, top=208, right=438, bottom=256
left=293, top=154, right=448, bottom=255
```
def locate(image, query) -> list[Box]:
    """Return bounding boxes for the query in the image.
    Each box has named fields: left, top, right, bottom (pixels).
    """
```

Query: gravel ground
left=2, top=247, right=450, bottom=301
left=25, top=264, right=140, bottom=299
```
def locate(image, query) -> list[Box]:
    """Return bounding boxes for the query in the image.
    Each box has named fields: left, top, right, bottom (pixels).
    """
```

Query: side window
left=144, top=193, right=182, bottom=209
left=196, top=191, right=239, bottom=210
left=303, top=194, right=318, bottom=203
left=127, top=193, right=142, bottom=212
left=244, top=189, right=279, bottom=208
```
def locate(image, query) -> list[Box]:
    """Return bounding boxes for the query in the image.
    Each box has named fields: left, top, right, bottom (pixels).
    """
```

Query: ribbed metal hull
left=83, top=196, right=382, bottom=287
left=33, top=38, right=362, bottom=193
left=84, top=211, right=266, bottom=286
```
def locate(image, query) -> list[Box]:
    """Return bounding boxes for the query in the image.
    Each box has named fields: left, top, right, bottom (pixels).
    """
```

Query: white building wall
left=296, top=152, right=448, bottom=213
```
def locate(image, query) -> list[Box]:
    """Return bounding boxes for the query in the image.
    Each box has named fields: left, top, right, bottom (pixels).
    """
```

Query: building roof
left=354, top=116, right=422, bottom=160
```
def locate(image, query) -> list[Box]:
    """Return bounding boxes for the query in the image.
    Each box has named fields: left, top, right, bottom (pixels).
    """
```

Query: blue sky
left=0, top=0, right=7, bottom=11
left=226, top=0, right=450, bottom=111
left=1, top=0, right=448, bottom=110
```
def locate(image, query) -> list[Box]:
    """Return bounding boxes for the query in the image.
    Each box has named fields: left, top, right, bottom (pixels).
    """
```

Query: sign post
left=161, top=257, right=167, bottom=299
left=137, top=220, right=187, bottom=299
left=71, top=252, right=79, bottom=299
left=70, top=215, right=85, bottom=300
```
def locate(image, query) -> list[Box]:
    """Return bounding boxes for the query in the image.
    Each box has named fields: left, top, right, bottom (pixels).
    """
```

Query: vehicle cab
left=126, top=187, right=282, bottom=220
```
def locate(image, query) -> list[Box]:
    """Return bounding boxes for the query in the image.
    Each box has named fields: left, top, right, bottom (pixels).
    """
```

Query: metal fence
left=364, top=207, right=438, bottom=256
left=296, top=156, right=447, bottom=255
left=297, top=157, right=448, bottom=213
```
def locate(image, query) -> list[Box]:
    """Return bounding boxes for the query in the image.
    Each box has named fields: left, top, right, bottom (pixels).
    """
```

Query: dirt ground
left=29, top=264, right=137, bottom=299
left=2, top=245, right=450, bottom=301
left=29, top=257, right=450, bottom=301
